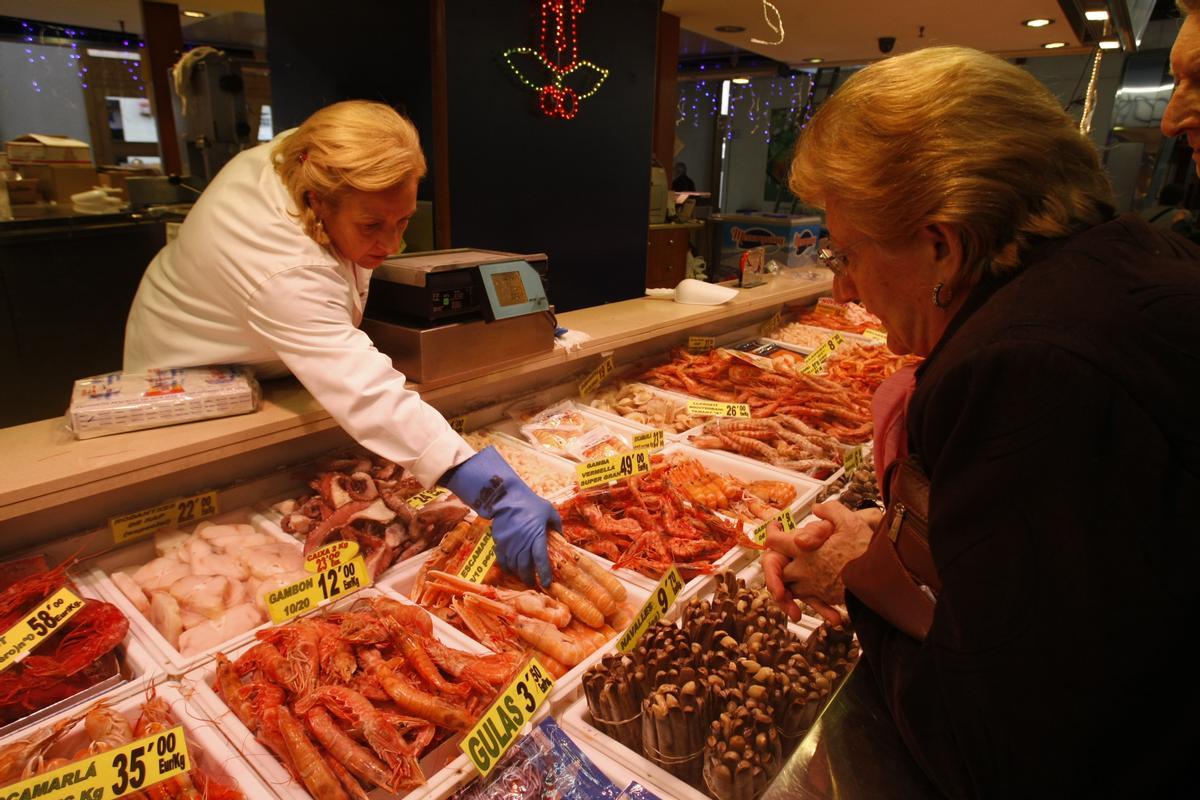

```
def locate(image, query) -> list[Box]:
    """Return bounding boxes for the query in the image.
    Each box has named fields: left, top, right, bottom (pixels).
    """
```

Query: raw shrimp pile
left=462, top=431, right=574, bottom=497
left=556, top=457, right=762, bottom=579
left=0, top=689, right=243, bottom=797
left=686, top=416, right=844, bottom=479
left=768, top=322, right=845, bottom=351
left=819, top=342, right=922, bottom=396
left=0, top=560, right=128, bottom=725
left=795, top=301, right=882, bottom=334
left=213, top=596, right=519, bottom=798
left=639, top=349, right=874, bottom=443
left=110, top=523, right=304, bottom=657
left=277, top=452, right=471, bottom=578
left=411, top=519, right=635, bottom=677
left=588, top=382, right=707, bottom=433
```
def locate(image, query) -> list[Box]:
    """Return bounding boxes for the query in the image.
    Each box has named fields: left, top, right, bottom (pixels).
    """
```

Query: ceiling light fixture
left=181, top=9, right=209, bottom=18
left=806, top=57, right=824, bottom=64
left=1042, top=41, right=1068, bottom=49
left=1022, top=18, right=1053, bottom=28
left=1084, top=10, right=1109, bottom=21
left=1098, top=39, right=1121, bottom=49
left=731, top=76, right=751, bottom=84
left=715, top=25, right=745, bottom=33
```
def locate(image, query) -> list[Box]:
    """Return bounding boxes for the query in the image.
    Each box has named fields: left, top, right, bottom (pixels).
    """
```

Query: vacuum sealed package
left=453, top=717, right=621, bottom=800
left=617, top=783, right=663, bottom=800
left=67, top=366, right=262, bottom=439
left=514, top=400, right=630, bottom=462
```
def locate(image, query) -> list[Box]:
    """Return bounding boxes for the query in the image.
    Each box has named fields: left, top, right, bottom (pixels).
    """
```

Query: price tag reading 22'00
left=686, top=399, right=751, bottom=418
left=575, top=449, right=652, bottom=489
left=0, top=586, right=86, bottom=673
left=461, top=657, right=554, bottom=777
left=266, top=556, right=371, bottom=624
left=2, top=724, right=190, bottom=800
left=618, top=566, right=684, bottom=652
left=110, top=489, right=219, bottom=545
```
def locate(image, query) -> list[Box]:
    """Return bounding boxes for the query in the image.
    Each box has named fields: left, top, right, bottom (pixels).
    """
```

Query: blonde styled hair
left=274, top=100, right=427, bottom=246
left=1179, top=0, right=1198, bottom=15
left=790, top=47, right=1114, bottom=280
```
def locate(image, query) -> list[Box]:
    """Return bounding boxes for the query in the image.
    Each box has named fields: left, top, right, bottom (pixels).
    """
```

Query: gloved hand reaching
left=443, top=446, right=561, bottom=586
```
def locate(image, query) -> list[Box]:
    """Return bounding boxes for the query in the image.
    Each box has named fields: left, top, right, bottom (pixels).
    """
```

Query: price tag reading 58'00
left=266, top=555, right=371, bottom=624
left=618, top=567, right=684, bottom=652
left=0, top=586, right=86, bottom=673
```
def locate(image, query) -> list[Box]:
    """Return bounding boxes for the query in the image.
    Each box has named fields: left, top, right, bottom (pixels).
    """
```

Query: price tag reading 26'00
left=110, top=489, right=219, bottom=545
left=575, top=449, right=652, bottom=490
left=0, top=586, right=86, bottom=673
left=2, top=724, right=190, bottom=800
left=686, top=399, right=751, bottom=418
left=266, top=555, right=371, bottom=624
left=618, top=566, right=684, bottom=652
left=461, top=657, right=554, bottom=777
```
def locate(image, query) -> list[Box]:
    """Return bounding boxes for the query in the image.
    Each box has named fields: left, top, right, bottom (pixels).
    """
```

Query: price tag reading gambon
left=0, top=586, right=86, bottom=673
left=110, top=490, right=219, bottom=545
left=266, top=556, right=371, bottom=624
left=685, top=399, right=751, bottom=418
left=751, top=508, right=796, bottom=546
left=1, top=724, right=190, bottom=800
left=618, top=567, right=684, bottom=652
left=575, top=449, right=652, bottom=489
left=458, top=527, right=497, bottom=584
left=461, top=658, right=555, bottom=777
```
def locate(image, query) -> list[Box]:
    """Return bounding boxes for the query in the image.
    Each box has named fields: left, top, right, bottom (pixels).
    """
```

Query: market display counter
left=0, top=272, right=830, bottom=555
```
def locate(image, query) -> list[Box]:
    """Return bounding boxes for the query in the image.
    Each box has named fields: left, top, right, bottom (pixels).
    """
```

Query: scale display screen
left=490, top=269, right=529, bottom=307
left=477, top=260, right=549, bottom=321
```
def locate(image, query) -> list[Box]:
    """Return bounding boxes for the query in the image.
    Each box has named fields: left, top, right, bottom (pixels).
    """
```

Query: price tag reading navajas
left=461, top=657, right=554, bottom=777
left=687, top=335, right=716, bottom=353
left=2, top=724, right=190, bottom=800
left=303, top=540, right=360, bottom=573
left=0, top=586, right=86, bottom=673
left=458, top=527, right=497, bottom=584
left=578, top=356, right=615, bottom=397
left=686, top=399, right=752, bottom=418
left=406, top=486, right=450, bottom=509
left=842, top=445, right=866, bottom=475
left=575, top=449, right=652, bottom=490
left=619, top=567, right=684, bottom=652
left=799, top=333, right=845, bottom=376
left=752, top=509, right=796, bottom=546
left=266, top=555, right=370, bottom=624
left=632, top=429, right=665, bottom=452
left=110, top=490, right=219, bottom=545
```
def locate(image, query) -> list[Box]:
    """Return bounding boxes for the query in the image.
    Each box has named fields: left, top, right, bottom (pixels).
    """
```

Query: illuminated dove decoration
left=502, top=0, right=609, bottom=120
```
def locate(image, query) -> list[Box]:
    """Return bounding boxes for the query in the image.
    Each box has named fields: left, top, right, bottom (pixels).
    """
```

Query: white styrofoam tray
left=579, top=381, right=716, bottom=440
left=0, top=679, right=275, bottom=797
left=182, top=588, right=488, bottom=800
left=85, top=505, right=321, bottom=677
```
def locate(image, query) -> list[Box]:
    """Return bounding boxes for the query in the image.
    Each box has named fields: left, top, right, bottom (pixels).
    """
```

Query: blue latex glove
left=443, top=446, right=561, bottom=586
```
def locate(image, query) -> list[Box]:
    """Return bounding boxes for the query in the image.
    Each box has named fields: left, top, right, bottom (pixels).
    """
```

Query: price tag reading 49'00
left=618, top=567, right=684, bottom=652
left=2, top=724, right=190, bottom=800
left=575, top=449, right=652, bottom=489
left=266, top=555, right=371, bottom=624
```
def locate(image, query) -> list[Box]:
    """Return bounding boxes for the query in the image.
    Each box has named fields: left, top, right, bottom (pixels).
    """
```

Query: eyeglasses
left=817, top=240, right=853, bottom=276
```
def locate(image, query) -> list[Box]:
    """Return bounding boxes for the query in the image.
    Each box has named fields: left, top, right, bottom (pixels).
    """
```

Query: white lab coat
left=124, top=134, right=474, bottom=486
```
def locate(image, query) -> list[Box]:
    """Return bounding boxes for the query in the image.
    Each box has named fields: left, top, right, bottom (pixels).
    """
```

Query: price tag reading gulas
left=1, top=724, right=190, bottom=800
left=575, top=449, right=652, bottom=490
left=619, top=567, right=684, bottom=652
left=799, top=333, right=845, bottom=375
left=458, top=527, right=497, bottom=584
left=406, top=486, right=450, bottom=509
left=461, top=657, right=555, bottom=777
left=110, top=489, right=219, bottom=545
left=266, top=556, right=370, bottom=624
left=0, top=586, right=86, bottom=674
left=303, top=540, right=360, bottom=573
left=752, top=508, right=796, bottom=546
left=686, top=399, right=751, bottom=418
left=632, top=429, right=665, bottom=452
left=578, top=356, right=615, bottom=397
left=687, top=335, right=715, bottom=353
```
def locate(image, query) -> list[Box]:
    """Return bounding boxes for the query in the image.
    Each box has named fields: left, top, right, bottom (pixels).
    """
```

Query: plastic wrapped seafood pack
left=510, top=400, right=630, bottom=462
left=462, top=430, right=576, bottom=498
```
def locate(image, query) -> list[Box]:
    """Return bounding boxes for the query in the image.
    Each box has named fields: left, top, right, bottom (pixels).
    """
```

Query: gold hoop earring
left=932, top=282, right=952, bottom=309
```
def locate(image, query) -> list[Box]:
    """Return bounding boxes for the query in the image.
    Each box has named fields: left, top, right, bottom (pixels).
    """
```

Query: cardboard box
left=17, top=164, right=99, bottom=203
left=712, top=213, right=823, bottom=272
left=4, top=178, right=40, bottom=205
left=5, top=133, right=92, bottom=165
left=98, top=165, right=161, bottom=192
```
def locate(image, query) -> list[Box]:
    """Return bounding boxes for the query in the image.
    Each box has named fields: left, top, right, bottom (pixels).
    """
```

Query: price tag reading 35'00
left=575, top=449, right=652, bottom=489
left=266, top=555, right=370, bottom=624
left=752, top=508, right=796, bottom=546
left=461, top=657, right=554, bottom=777
left=686, top=399, right=751, bottom=418
left=619, top=567, right=684, bottom=652
left=0, top=586, right=86, bottom=673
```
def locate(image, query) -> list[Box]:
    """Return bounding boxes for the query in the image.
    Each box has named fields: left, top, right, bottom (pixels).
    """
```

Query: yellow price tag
left=618, top=567, right=684, bottom=652
left=448, top=416, right=467, bottom=434
left=0, top=587, right=86, bottom=673
left=303, top=540, right=360, bottom=573
left=758, top=310, right=782, bottom=336
left=578, top=356, right=615, bottom=397
left=843, top=445, right=866, bottom=475
left=863, top=328, right=888, bottom=343
left=575, top=449, right=652, bottom=490
left=687, top=335, right=715, bottom=353
left=2, top=724, right=190, bottom=800
left=815, top=297, right=846, bottom=317
left=406, top=486, right=450, bottom=509
left=461, top=657, right=555, bottom=777
left=799, top=332, right=845, bottom=375
left=632, top=429, right=665, bottom=452
left=458, top=528, right=497, bottom=584
left=266, top=555, right=371, bottom=624
left=110, top=489, right=219, bottom=545
left=751, top=508, right=796, bottom=546
left=685, top=399, right=751, bottom=418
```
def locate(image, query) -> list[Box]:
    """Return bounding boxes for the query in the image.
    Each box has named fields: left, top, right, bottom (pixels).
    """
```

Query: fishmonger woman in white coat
left=124, top=100, right=557, bottom=584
